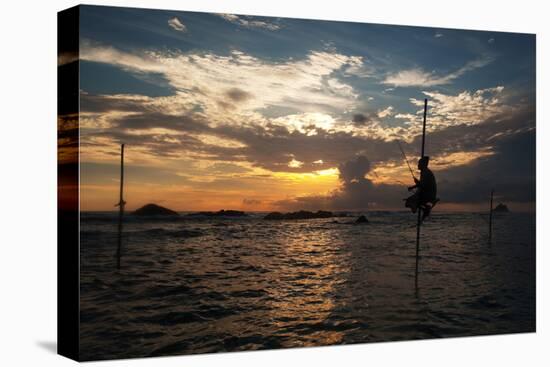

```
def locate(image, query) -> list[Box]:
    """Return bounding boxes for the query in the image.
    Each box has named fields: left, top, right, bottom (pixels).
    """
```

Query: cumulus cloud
left=80, top=41, right=364, bottom=122
left=217, top=13, right=281, bottom=31
left=338, top=155, right=370, bottom=183
left=168, top=17, right=187, bottom=32
left=410, top=86, right=513, bottom=129
left=382, top=57, right=493, bottom=87
left=377, top=106, right=394, bottom=118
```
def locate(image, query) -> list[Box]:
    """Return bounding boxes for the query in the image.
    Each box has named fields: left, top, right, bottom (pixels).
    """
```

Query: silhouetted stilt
left=488, top=189, right=494, bottom=243
left=415, top=99, right=428, bottom=292
left=116, top=144, right=125, bottom=269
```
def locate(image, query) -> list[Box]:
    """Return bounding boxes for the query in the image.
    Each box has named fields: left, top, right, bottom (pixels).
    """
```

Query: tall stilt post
left=415, top=99, right=428, bottom=290
left=488, top=189, right=494, bottom=243
left=116, top=144, right=125, bottom=269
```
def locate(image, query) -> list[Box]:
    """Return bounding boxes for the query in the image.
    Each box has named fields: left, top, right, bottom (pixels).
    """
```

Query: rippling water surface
left=79, top=211, right=535, bottom=360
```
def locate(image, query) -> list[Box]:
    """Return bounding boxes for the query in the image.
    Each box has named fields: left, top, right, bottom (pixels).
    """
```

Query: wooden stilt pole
left=116, top=144, right=125, bottom=269
left=415, top=99, right=428, bottom=290
left=488, top=189, right=494, bottom=243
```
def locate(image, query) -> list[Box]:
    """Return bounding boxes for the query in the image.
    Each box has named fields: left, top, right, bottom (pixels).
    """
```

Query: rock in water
left=493, top=203, right=509, bottom=213
left=263, top=212, right=284, bottom=220
left=355, top=215, right=369, bottom=224
left=132, top=203, right=179, bottom=216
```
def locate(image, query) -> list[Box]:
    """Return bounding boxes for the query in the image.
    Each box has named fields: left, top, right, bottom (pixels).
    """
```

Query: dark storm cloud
left=332, top=156, right=403, bottom=209
left=415, top=105, right=536, bottom=203
left=351, top=112, right=378, bottom=126
left=413, top=106, right=535, bottom=156
left=217, top=124, right=397, bottom=173
left=338, top=155, right=370, bottom=182
left=352, top=113, right=368, bottom=125
left=436, top=128, right=535, bottom=203
left=225, top=88, right=253, bottom=102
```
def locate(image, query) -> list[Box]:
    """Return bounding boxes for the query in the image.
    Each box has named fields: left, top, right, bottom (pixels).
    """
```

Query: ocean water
left=79, top=211, right=535, bottom=360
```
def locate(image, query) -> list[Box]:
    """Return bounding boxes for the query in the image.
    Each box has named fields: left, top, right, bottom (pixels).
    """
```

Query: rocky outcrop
left=132, top=203, right=179, bottom=216
left=493, top=203, right=509, bottom=213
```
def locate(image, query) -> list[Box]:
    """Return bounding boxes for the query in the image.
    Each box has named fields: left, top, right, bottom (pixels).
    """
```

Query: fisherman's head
left=418, top=156, right=430, bottom=170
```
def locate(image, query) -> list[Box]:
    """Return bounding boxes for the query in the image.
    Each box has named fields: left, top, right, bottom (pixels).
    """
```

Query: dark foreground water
left=79, top=211, right=535, bottom=360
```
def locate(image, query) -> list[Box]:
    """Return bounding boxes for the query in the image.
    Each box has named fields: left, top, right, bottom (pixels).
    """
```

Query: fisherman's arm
left=408, top=177, right=420, bottom=191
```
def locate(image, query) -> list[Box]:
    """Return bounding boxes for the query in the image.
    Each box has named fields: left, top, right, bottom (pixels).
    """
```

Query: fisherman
left=405, top=156, right=438, bottom=222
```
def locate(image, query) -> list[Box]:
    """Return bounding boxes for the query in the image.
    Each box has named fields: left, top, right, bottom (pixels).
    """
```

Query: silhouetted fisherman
left=405, top=156, right=438, bottom=222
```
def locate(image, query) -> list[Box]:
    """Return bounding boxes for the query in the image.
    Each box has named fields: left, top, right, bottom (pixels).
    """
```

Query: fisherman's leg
left=422, top=205, right=432, bottom=221
left=405, top=192, right=419, bottom=213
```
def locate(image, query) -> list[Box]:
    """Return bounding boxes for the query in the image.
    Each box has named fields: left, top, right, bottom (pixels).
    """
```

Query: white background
left=0, top=0, right=548, bottom=365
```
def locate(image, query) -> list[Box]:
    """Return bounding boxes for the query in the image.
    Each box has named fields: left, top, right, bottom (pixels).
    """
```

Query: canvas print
left=58, top=5, right=536, bottom=361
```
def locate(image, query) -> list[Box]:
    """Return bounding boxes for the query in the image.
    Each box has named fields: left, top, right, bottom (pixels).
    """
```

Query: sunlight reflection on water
left=79, top=212, right=535, bottom=360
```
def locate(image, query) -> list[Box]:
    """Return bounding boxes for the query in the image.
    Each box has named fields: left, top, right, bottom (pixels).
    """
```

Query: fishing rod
left=396, top=140, right=416, bottom=181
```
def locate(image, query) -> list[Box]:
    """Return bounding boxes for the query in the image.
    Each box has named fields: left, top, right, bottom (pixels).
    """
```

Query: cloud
left=80, top=41, right=364, bottom=121
left=78, top=84, right=522, bottom=172
left=168, top=17, right=187, bottom=32
left=435, top=128, right=535, bottom=205
left=79, top=93, right=398, bottom=173
left=344, top=62, right=375, bottom=78
left=275, top=155, right=403, bottom=211
left=79, top=89, right=534, bottom=209
left=274, top=107, right=535, bottom=211
left=338, top=155, right=370, bottom=182
left=273, top=102, right=534, bottom=210
left=78, top=39, right=534, bottom=210
left=352, top=113, right=368, bottom=125
left=377, top=106, right=394, bottom=118
left=225, top=87, right=253, bottom=102
left=58, top=51, right=78, bottom=66
left=217, top=13, right=281, bottom=31
left=242, top=198, right=262, bottom=205
left=410, top=86, right=513, bottom=129
left=288, top=158, right=304, bottom=168
left=82, top=41, right=477, bottom=148
left=382, top=57, right=493, bottom=87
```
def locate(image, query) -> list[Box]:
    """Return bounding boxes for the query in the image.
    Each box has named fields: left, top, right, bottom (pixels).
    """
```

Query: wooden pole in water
left=415, top=99, right=428, bottom=289
left=116, top=144, right=125, bottom=269
left=488, top=189, right=494, bottom=243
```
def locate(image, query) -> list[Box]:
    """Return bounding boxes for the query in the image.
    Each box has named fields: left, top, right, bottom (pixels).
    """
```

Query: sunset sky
left=75, top=5, right=536, bottom=212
